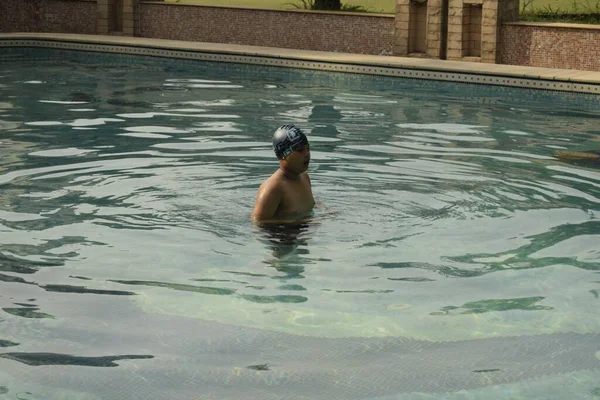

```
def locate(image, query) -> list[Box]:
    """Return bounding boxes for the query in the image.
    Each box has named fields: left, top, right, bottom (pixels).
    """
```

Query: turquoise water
left=0, top=48, right=599, bottom=399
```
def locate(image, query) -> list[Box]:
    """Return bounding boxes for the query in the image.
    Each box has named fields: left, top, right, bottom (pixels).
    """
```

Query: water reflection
left=109, top=280, right=235, bottom=295
left=0, top=253, right=62, bottom=274
left=2, top=307, right=53, bottom=319
left=0, top=353, right=153, bottom=367
left=448, top=220, right=600, bottom=273
left=257, top=221, right=316, bottom=280
left=431, top=296, right=553, bottom=315
left=1, top=51, right=600, bottom=399
left=41, top=285, right=135, bottom=296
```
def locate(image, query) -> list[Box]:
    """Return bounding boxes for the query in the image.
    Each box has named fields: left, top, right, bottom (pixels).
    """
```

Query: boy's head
left=272, top=124, right=310, bottom=174
left=272, top=124, right=309, bottom=160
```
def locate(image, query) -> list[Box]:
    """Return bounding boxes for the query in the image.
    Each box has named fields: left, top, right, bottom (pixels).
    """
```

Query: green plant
left=520, top=0, right=600, bottom=23
left=285, top=0, right=372, bottom=12
left=571, top=0, right=600, bottom=13
left=520, top=6, right=600, bottom=23
left=538, top=4, right=565, bottom=13
left=521, top=0, right=535, bottom=13
left=340, top=3, right=369, bottom=11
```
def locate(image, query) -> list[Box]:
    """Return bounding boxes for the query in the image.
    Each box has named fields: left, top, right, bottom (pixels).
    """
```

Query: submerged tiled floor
left=1, top=32, right=600, bottom=94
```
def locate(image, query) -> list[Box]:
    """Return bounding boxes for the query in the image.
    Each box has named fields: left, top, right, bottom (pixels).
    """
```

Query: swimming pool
left=0, top=47, right=599, bottom=399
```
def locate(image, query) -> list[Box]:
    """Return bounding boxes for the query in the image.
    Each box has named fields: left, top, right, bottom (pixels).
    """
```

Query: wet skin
left=252, top=144, right=315, bottom=222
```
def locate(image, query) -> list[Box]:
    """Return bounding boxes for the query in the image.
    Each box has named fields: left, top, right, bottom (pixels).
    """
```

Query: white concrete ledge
left=505, top=21, right=600, bottom=31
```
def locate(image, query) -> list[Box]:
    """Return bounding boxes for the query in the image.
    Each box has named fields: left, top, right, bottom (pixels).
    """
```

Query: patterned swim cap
left=272, top=124, right=309, bottom=160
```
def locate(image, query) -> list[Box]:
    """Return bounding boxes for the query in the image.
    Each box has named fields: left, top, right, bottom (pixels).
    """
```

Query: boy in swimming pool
left=251, top=124, right=315, bottom=223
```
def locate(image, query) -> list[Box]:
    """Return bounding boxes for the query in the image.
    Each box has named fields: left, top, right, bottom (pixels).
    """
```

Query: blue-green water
left=0, top=49, right=599, bottom=399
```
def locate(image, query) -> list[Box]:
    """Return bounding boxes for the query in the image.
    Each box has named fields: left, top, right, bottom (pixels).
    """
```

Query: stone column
left=394, top=0, right=410, bottom=56
left=426, top=0, right=444, bottom=58
left=446, top=0, right=518, bottom=63
left=97, top=0, right=110, bottom=35
left=394, top=0, right=446, bottom=58
left=123, top=0, right=134, bottom=36
left=133, top=0, right=141, bottom=37
left=446, top=0, right=464, bottom=60
left=481, top=0, right=498, bottom=63
left=97, top=0, right=137, bottom=36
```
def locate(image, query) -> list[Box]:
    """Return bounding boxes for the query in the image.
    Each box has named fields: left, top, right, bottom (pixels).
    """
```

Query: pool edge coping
left=2, top=33, right=600, bottom=95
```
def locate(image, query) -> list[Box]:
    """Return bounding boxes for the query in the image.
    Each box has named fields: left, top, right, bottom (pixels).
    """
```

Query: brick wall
left=139, top=3, right=395, bottom=56
left=0, top=0, right=96, bottom=34
left=2, top=0, right=600, bottom=71
left=501, top=22, right=600, bottom=71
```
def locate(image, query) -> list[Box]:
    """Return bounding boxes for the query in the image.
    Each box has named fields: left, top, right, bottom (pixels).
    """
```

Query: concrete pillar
left=97, top=0, right=137, bottom=36
left=133, top=0, right=141, bottom=37
left=426, top=0, right=445, bottom=58
left=395, top=0, right=518, bottom=62
left=394, top=1, right=410, bottom=55
left=97, top=0, right=110, bottom=35
left=123, top=0, right=134, bottom=36
left=446, top=0, right=518, bottom=63
left=394, top=0, right=446, bottom=58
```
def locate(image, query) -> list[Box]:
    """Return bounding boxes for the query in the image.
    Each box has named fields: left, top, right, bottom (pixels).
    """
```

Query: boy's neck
left=278, top=167, right=301, bottom=180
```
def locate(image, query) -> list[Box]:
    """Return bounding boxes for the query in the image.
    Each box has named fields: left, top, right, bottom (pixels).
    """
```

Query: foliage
left=520, top=0, right=600, bottom=22
left=285, top=0, right=372, bottom=12
left=340, top=3, right=370, bottom=10
left=520, top=12, right=600, bottom=22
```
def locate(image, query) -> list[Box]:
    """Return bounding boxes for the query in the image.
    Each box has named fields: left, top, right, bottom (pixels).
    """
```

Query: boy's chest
left=280, top=180, right=315, bottom=211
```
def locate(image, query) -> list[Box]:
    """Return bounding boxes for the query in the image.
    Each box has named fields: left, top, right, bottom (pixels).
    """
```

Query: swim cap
left=272, top=124, right=309, bottom=160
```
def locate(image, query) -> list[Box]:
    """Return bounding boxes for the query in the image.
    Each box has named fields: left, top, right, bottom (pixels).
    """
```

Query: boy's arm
left=251, top=181, right=283, bottom=222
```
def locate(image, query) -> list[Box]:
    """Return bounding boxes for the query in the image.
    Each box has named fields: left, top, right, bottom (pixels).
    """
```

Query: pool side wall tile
left=1, top=36, right=599, bottom=98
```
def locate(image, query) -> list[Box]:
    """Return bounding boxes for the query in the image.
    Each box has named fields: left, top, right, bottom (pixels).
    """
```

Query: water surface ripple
left=0, top=51, right=599, bottom=399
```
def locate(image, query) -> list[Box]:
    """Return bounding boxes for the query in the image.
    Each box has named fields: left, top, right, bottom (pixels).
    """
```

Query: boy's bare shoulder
left=257, top=171, right=284, bottom=194
left=252, top=171, right=286, bottom=221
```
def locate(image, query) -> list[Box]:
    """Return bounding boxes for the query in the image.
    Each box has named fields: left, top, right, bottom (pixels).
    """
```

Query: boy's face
left=281, top=143, right=310, bottom=174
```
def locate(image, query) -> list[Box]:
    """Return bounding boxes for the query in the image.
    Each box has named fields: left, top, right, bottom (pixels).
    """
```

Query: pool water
left=0, top=49, right=599, bottom=399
